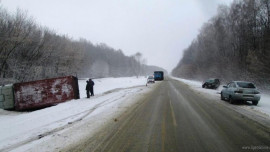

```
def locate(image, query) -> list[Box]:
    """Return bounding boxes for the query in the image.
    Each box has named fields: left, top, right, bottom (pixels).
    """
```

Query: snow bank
left=0, top=76, right=148, bottom=152
left=79, top=76, right=147, bottom=98
left=173, top=77, right=270, bottom=116
left=255, top=94, right=270, bottom=115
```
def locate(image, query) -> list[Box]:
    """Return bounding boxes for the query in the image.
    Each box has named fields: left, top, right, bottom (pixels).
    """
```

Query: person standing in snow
left=86, top=80, right=91, bottom=98
left=89, top=79, right=95, bottom=96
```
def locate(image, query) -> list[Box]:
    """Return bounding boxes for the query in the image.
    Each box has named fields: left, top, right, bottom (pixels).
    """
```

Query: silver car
left=221, top=81, right=260, bottom=105
left=147, top=76, right=155, bottom=83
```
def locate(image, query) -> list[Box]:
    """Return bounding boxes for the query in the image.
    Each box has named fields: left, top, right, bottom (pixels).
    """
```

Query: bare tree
left=0, top=6, right=165, bottom=85
left=172, top=0, right=270, bottom=89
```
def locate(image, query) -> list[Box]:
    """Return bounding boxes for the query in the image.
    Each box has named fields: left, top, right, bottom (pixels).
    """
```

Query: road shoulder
left=172, top=77, right=270, bottom=129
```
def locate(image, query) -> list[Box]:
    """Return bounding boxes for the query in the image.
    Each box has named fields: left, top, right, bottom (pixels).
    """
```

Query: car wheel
left=252, top=101, right=258, bottom=106
left=202, top=84, right=205, bottom=88
left=229, top=96, right=234, bottom=104
left=221, top=92, right=225, bottom=101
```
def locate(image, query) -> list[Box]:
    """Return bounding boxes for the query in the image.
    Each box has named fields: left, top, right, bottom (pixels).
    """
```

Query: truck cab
left=154, top=71, right=164, bottom=81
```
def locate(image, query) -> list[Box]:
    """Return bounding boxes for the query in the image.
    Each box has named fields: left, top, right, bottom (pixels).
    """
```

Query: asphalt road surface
left=66, top=78, right=270, bottom=152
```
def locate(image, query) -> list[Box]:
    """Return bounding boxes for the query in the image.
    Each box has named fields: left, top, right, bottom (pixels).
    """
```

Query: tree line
left=172, top=0, right=270, bottom=89
left=0, top=6, right=165, bottom=85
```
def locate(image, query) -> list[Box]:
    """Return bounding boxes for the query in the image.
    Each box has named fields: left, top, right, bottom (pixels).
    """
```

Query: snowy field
left=0, top=76, right=150, bottom=152
left=173, top=77, right=270, bottom=117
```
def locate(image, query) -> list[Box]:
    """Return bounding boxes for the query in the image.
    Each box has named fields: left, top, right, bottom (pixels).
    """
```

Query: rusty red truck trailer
left=0, top=76, right=80, bottom=111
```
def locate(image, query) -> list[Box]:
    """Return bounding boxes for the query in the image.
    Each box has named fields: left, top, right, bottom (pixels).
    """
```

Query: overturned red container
left=13, top=76, right=80, bottom=111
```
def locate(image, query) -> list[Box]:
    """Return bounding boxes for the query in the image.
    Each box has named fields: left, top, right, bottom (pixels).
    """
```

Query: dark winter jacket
left=89, top=80, right=94, bottom=88
left=86, top=81, right=91, bottom=90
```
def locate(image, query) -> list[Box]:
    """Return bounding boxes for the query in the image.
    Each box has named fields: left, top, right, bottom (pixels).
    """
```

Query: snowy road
left=0, top=77, right=269, bottom=152
left=0, top=77, right=150, bottom=152
left=66, top=78, right=270, bottom=152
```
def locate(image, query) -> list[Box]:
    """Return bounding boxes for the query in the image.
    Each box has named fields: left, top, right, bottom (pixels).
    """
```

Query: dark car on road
left=202, top=78, right=220, bottom=89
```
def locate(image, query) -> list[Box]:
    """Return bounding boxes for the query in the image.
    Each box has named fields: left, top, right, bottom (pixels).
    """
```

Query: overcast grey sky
left=1, top=0, right=233, bottom=72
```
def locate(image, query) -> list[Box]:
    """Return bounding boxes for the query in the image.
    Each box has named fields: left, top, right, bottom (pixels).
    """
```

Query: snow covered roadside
left=172, top=77, right=270, bottom=117
left=79, top=76, right=148, bottom=98
left=0, top=76, right=150, bottom=152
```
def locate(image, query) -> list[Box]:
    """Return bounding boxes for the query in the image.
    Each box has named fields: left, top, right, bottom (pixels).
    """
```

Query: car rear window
left=206, top=79, right=214, bottom=83
left=237, top=82, right=255, bottom=88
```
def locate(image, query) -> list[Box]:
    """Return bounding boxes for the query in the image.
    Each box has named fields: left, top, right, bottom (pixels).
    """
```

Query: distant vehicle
left=202, top=78, right=220, bottom=89
left=221, top=81, right=260, bottom=105
left=154, top=71, right=164, bottom=81
left=147, top=76, right=155, bottom=83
